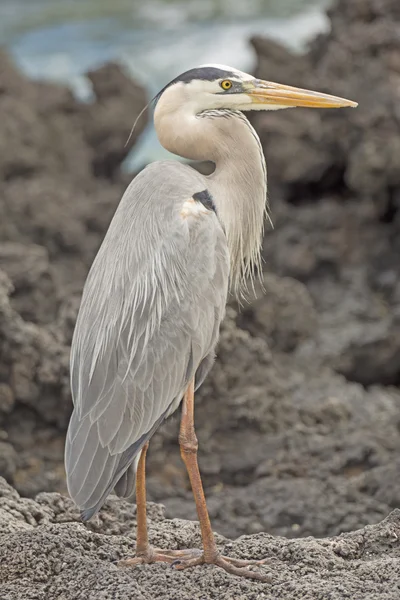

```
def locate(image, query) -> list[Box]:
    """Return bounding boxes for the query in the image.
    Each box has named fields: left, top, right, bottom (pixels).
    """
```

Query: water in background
left=0, top=0, right=329, bottom=168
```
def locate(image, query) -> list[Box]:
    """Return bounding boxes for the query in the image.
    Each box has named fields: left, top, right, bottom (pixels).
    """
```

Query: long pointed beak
left=247, top=80, right=358, bottom=109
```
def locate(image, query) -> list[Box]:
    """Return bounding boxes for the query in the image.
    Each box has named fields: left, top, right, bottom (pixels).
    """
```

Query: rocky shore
left=0, top=0, right=399, bottom=597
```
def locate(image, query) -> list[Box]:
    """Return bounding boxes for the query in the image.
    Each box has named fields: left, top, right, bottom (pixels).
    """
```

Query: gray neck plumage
left=155, top=106, right=269, bottom=293
left=203, top=110, right=269, bottom=292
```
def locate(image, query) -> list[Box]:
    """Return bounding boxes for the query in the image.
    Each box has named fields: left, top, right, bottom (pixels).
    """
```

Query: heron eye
left=220, top=80, right=233, bottom=90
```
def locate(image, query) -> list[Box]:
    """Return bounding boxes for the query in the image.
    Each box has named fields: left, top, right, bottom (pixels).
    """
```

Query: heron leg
left=135, top=441, right=150, bottom=557
left=119, top=381, right=270, bottom=581
left=175, top=379, right=271, bottom=582
left=118, top=439, right=202, bottom=566
left=178, top=379, right=218, bottom=562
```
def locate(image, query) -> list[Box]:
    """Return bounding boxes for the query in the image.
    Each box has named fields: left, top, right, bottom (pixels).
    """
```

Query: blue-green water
left=0, top=0, right=329, bottom=168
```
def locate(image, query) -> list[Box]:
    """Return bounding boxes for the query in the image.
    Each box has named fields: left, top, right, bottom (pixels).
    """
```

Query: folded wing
left=65, top=162, right=229, bottom=518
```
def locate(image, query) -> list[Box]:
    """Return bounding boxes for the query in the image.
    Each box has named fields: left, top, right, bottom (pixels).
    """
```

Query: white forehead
left=198, top=63, right=255, bottom=81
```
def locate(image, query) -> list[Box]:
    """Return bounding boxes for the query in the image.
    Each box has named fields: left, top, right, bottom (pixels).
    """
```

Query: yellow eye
left=220, top=80, right=232, bottom=90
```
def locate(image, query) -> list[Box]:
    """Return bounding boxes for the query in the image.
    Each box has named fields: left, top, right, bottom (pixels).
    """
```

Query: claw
left=118, top=546, right=271, bottom=582
left=171, top=559, right=182, bottom=568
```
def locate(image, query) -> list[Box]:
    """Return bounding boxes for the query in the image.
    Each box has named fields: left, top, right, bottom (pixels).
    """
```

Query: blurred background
left=2, top=0, right=329, bottom=167
left=0, top=0, right=400, bottom=544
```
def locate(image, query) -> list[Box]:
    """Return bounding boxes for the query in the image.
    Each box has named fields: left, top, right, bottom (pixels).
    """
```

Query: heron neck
left=154, top=105, right=268, bottom=291
left=206, top=112, right=268, bottom=291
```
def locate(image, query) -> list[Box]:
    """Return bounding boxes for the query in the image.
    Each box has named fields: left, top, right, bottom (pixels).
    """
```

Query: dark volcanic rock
left=0, top=443, right=18, bottom=481
left=261, top=197, right=400, bottom=386
left=0, top=270, right=70, bottom=495
left=250, top=0, right=400, bottom=387
left=0, top=478, right=399, bottom=600
left=0, top=176, right=121, bottom=292
left=0, top=50, right=146, bottom=186
left=0, top=243, right=56, bottom=324
left=83, top=62, right=148, bottom=179
left=252, top=0, right=400, bottom=218
left=0, top=50, right=89, bottom=185
left=0, top=52, right=148, bottom=502
left=146, top=310, right=400, bottom=540
left=0, top=50, right=148, bottom=293
left=0, top=270, right=70, bottom=427
left=236, top=273, right=318, bottom=352
left=0, top=52, right=147, bottom=501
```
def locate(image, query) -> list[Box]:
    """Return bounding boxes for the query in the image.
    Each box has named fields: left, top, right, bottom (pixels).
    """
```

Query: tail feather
left=114, top=464, right=136, bottom=499
left=65, top=406, right=171, bottom=521
left=80, top=455, right=140, bottom=521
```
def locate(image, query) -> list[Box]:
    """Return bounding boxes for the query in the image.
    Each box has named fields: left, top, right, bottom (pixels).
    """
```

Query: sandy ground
left=1, top=478, right=400, bottom=599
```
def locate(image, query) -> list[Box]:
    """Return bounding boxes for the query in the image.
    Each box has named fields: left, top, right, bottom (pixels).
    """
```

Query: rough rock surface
left=147, top=310, right=400, bottom=540
left=236, top=273, right=318, bottom=352
left=252, top=0, right=400, bottom=216
left=0, top=478, right=399, bottom=600
left=0, top=50, right=147, bottom=295
left=0, top=51, right=148, bottom=499
left=251, top=0, right=400, bottom=387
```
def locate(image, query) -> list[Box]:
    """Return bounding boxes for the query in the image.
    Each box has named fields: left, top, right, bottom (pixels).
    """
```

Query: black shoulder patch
left=193, top=190, right=216, bottom=213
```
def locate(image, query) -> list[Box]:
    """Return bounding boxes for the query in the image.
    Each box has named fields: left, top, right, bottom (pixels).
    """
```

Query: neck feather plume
left=154, top=98, right=270, bottom=296
left=203, top=110, right=270, bottom=294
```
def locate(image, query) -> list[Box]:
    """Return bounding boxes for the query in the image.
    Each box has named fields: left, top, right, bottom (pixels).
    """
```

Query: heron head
left=155, top=64, right=357, bottom=114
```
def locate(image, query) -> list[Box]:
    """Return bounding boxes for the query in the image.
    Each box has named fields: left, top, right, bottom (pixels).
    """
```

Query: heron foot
left=118, top=548, right=271, bottom=582
left=117, top=547, right=202, bottom=566
left=172, top=553, right=271, bottom=582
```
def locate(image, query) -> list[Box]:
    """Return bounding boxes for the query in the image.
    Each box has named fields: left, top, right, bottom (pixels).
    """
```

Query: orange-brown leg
left=173, top=379, right=271, bottom=581
left=118, top=441, right=201, bottom=565
left=134, top=441, right=150, bottom=557
left=119, top=381, right=270, bottom=581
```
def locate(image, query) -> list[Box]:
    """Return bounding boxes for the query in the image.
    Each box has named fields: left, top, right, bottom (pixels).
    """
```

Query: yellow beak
left=247, top=80, right=358, bottom=109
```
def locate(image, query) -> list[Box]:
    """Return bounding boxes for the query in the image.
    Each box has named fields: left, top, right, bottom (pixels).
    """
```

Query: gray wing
left=65, top=161, right=229, bottom=519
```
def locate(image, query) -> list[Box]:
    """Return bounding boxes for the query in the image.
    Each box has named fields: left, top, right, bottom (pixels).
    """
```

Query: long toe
left=218, top=555, right=271, bottom=568
left=154, top=548, right=202, bottom=559
left=171, top=553, right=271, bottom=582
left=215, top=555, right=272, bottom=582
left=118, top=556, right=146, bottom=566
left=118, top=547, right=203, bottom=567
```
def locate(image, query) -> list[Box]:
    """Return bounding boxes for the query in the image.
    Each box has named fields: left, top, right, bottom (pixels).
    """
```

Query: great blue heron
left=65, top=64, right=356, bottom=581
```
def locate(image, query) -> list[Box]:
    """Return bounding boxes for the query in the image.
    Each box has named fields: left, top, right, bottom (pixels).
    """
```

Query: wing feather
left=65, top=162, right=229, bottom=517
